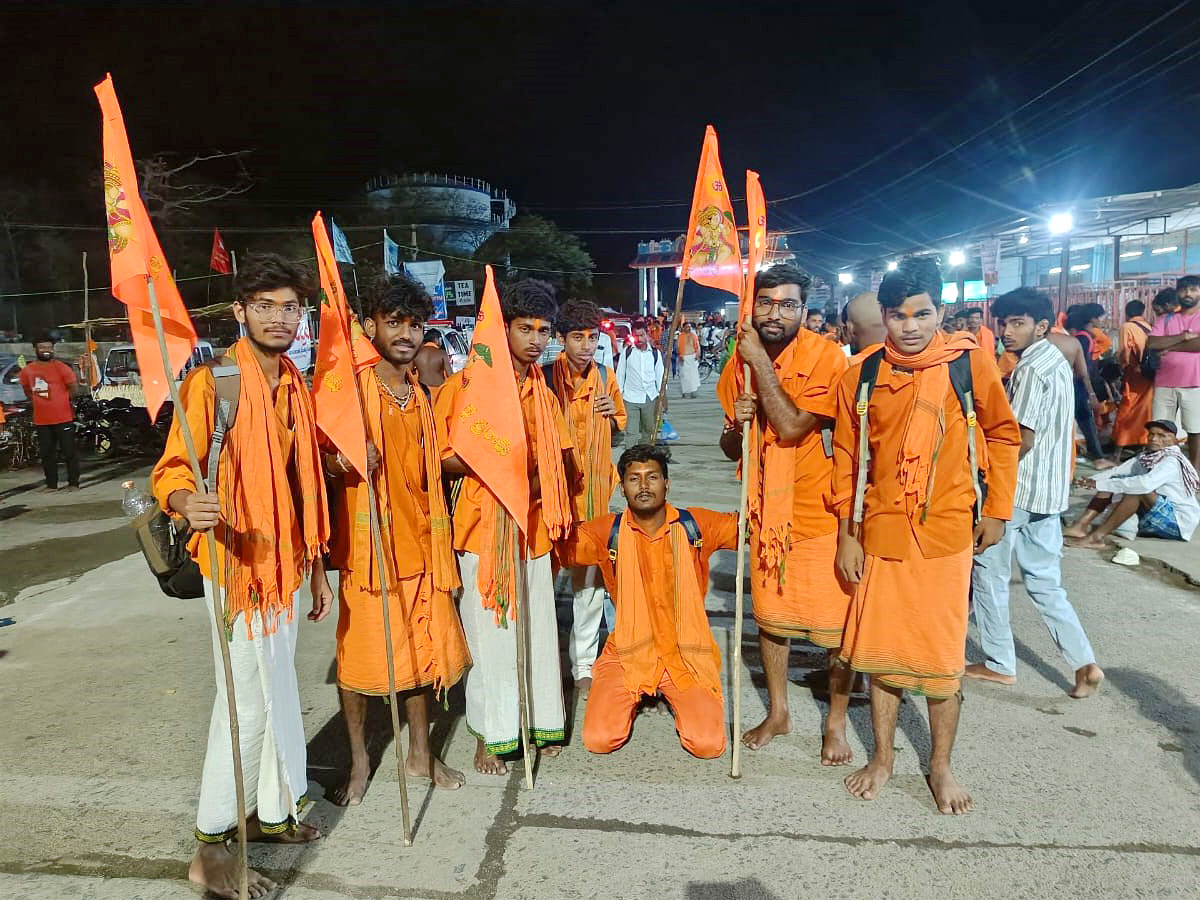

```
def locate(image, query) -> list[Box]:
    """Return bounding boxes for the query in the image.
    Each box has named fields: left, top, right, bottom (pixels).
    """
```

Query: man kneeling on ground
left=561, top=443, right=737, bottom=758
left=1066, top=419, right=1200, bottom=546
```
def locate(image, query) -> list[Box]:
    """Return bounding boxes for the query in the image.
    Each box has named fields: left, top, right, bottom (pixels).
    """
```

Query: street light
left=887, top=260, right=898, bottom=271
left=837, top=272, right=854, bottom=284
left=1018, top=234, right=1029, bottom=245
left=948, top=249, right=966, bottom=267
left=1048, top=211, right=1074, bottom=235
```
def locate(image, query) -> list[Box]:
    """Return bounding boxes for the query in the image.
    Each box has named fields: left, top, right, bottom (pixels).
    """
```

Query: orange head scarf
left=882, top=330, right=978, bottom=512
left=220, top=338, right=329, bottom=635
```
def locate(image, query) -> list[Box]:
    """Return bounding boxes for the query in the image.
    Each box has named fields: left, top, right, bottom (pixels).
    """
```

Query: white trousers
left=196, top=585, right=307, bottom=841
left=458, top=551, right=565, bottom=754
left=569, top=565, right=606, bottom=681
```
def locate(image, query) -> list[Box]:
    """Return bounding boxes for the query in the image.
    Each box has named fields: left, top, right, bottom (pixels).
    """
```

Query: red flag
left=680, top=125, right=743, bottom=297
left=310, top=211, right=379, bottom=478
left=447, top=265, right=530, bottom=528
left=94, top=74, right=196, bottom=422
left=210, top=229, right=232, bottom=274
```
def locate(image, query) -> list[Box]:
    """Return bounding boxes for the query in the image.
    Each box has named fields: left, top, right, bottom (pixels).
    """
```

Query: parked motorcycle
left=74, top=396, right=171, bottom=459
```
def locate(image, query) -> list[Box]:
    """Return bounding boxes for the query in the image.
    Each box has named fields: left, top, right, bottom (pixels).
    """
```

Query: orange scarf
left=348, top=366, right=459, bottom=596
left=882, top=330, right=977, bottom=512
left=477, top=364, right=574, bottom=625
left=220, top=338, right=329, bottom=636
left=549, top=354, right=615, bottom=521
left=611, top=508, right=721, bottom=697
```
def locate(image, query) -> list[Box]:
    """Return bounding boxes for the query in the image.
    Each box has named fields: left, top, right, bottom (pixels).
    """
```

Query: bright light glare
left=1119, top=251, right=1144, bottom=259
left=837, top=272, right=854, bottom=284
left=1018, top=234, right=1029, bottom=245
left=1049, top=267, right=1062, bottom=275
left=1048, top=212, right=1074, bottom=235
left=1070, top=264, right=1090, bottom=272
left=886, top=260, right=899, bottom=271
left=948, top=250, right=966, bottom=267
left=1151, top=246, right=1179, bottom=255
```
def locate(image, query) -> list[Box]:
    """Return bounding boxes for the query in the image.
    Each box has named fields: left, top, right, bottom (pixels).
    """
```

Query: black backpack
left=1134, top=321, right=1161, bottom=380
left=607, top=508, right=702, bottom=563
left=851, top=348, right=986, bottom=525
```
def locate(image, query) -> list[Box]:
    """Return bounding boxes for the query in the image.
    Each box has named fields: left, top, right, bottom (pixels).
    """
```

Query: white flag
left=383, top=229, right=401, bottom=275
left=330, top=218, right=354, bottom=265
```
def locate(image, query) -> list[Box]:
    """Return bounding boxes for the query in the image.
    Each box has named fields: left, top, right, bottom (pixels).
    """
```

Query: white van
left=102, top=341, right=216, bottom=385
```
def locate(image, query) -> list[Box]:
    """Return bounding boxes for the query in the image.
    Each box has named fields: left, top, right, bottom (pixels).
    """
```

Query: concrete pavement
left=2, top=378, right=1200, bottom=899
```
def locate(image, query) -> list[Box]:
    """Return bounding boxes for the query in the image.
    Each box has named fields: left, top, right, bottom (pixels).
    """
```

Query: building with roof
left=365, top=172, right=517, bottom=256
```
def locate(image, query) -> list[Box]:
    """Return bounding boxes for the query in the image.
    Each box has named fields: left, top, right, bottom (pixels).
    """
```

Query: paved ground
left=2, top=379, right=1200, bottom=899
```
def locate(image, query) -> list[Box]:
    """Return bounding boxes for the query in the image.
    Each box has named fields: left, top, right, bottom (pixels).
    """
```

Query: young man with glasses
left=153, top=253, right=332, bottom=899
left=718, top=264, right=855, bottom=765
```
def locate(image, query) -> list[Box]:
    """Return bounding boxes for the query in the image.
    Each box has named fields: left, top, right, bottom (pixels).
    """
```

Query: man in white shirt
left=969, top=288, right=1104, bottom=699
left=1066, top=418, right=1200, bottom=544
left=616, top=318, right=665, bottom=445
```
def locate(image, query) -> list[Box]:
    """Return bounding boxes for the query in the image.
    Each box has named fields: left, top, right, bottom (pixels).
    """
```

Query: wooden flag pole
left=363, top=476, right=414, bottom=845
left=730, top=360, right=752, bottom=779
left=145, top=277, right=250, bottom=900
left=82, top=252, right=92, bottom=394
left=652, top=277, right=687, bottom=437
left=513, top=529, right=535, bottom=790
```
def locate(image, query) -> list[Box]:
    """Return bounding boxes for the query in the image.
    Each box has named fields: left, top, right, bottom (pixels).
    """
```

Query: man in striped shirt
left=969, top=288, right=1104, bottom=699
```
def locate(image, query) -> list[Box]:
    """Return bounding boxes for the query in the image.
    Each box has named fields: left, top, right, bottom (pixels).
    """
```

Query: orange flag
left=447, top=265, right=530, bottom=529
left=742, top=169, right=766, bottom=327
left=311, top=211, right=379, bottom=478
left=94, top=74, right=196, bottom=422
left=680, top=125, right=743, bottom=297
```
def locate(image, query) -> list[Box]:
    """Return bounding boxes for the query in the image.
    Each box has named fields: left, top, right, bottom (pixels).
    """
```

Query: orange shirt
left=550, top=361, right=627, bottom=522
left=832, top=347, right=1020, bottom=560
left=329, top=378, right=430, bottom=580
left=1089, top=325, right=1113, bottom=360
left=567, top=505, right=737, bottom=690
left=1119, top=317, right=1150, bottom=369
left=151, top=366, right=303, bottom=582
left=435, top=367, right=574, bottom=558
left=972, top=325, right=998, bottom=360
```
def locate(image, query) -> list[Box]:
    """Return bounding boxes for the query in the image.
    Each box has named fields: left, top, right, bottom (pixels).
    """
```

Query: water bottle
left=121, top=480, right=157, bottom=519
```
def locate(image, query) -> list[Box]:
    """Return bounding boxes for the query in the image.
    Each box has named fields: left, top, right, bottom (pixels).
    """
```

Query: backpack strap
left=541, top=362, right=556, bottom=390
left=201, top=356, right=241, bottom=494
left=607, top=512, right=622, bottom=563
left=851, top=348, right=884, bottom=524
left=947, top=352, right=983, bottom=523
left=676, top=509, right=703, bottom=550
left=597, top=363, right=609, bottom=386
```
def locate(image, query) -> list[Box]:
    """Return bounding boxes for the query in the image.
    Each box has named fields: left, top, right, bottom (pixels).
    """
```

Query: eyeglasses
left=753, top=298, right=802, bottom=317
left=243, top=301, right=305, bottom=322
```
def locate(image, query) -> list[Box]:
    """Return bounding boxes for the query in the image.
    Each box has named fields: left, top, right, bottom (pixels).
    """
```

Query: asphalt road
left=2, top=381, right=1198, bottom=899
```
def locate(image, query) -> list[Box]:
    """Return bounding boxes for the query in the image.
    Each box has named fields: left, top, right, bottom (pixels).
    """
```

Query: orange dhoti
left=1113, top=368, right=1154, bottom=447
left=582, top=646, right=725, bottom=759
left=838, top=544, right=972, bottom=699
left=751, top=530, right=853, bottom=648
left=336, top=569, right=470, bottom=696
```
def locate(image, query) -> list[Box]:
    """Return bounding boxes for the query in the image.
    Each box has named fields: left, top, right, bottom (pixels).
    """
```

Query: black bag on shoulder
left=1134, top=322, right=1161, bottom=380
left=129, top=359, right=240, bottom=599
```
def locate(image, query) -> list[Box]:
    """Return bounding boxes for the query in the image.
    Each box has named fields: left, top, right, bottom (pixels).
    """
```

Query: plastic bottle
left=121, top=480, right=157, bottom=519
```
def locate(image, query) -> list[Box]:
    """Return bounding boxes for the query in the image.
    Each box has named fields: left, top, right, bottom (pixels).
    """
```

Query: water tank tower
left=365, top=173, right=516, bottom=256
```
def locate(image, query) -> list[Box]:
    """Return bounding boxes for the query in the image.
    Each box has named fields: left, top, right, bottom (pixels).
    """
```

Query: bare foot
left=407, top=753, right=466, bottom=789
left=1061, top=523, right=1090, bottom=539
left=1068, top=534, right=1112, bottom=549
left=474, top=738, right=508, bottom=776
left=964, top=663, right=1016, bottom=686
left=245, top=817, right=321, bottom=843
left=538, top=744, right=563, bottom=758
left=1069, top=663, right=1105, bottom=699
left=844, top=759, right=892, bottom=800
left=742, top=711, right=792, bottom=751
left=928, top=765, right=974, bottom=814
left=821, top=724, right=853, bottom=766
left=331, top=758, right=370, bottom=806
left=188, top=842, right=276, bottom=899
left=575, top=676, right=592, bottom=700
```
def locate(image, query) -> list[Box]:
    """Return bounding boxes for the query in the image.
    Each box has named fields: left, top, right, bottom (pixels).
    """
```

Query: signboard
left=451, top=279, right=475, bottom=306
left=979, top=238, right=1001, bottom=287
left=404, top=260, right=447, bottom=319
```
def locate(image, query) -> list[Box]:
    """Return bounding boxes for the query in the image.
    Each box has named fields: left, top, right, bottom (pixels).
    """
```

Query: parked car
left=101, top=341, right=215, bottom=385
left=0, top=355, right=24, bottom=404
left=423, top=325, right=469, bottom=372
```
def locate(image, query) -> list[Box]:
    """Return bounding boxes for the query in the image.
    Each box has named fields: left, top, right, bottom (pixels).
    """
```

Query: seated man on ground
left=561, top=443, right=738, bottom=759
left=1065, top=419, right=1199, bottom=546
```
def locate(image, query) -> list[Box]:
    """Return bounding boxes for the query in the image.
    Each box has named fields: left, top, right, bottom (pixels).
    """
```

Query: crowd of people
left=142, top=250, right=1199, bottom=899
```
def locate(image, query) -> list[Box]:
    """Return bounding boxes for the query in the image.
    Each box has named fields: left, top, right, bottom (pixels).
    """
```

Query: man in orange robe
left=547, top=298, right=626, bottom=698
left=717, top=264, right=855, bottom=765
left=966, top=307, right=998, bottom=362
left=435, top=279, right=577, bottom=776
left=565, top=443, right=737, bottom=758
left=152, top=254, right=332, bottom=898
left=1112, top=298, right=1154, bottom=453
left=833, top=257, right=1019, bottom=815
left=325, top=275, right=471, bottom=804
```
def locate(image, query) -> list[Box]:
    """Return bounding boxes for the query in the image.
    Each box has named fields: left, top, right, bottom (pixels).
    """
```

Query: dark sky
left=4, top=0, right=1198, bottom=288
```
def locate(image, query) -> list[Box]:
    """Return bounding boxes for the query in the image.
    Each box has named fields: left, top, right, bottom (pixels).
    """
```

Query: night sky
left=3, top=0, right=1198, bottom=296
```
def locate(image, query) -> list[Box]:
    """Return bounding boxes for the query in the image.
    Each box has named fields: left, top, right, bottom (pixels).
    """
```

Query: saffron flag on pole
left=680, top=125, right=742, bottom=298
left=94, top=74, right=197, bottom=423
left=330, top=217, right=355, bottom=264
left=210, top=229, right=232, bottom=274
left=742, top=170, right=766, bottom=327
left=446, top=264, right=530, bottom=528
left=311, top=211, right=379, bottom=478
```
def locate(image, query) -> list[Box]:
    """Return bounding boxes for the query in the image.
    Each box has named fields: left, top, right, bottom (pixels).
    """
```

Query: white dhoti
left=569, top=564, right=606, bottom=681
left=679, top=354, right=701, bottom=395
left=196, top=584, right=308, bottom=842
left=458, top=551, right=565, bottom=754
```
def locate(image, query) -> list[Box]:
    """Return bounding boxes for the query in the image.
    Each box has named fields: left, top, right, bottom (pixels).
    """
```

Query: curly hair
left=500, top=278, right=558, bottom=325
left=366, top=274, right=433, bottom=322
left=617, top=443, right=671, bottom=479
left=555, top=297, right=602, bottom=335
left=233, top=253, right=314, bottom=305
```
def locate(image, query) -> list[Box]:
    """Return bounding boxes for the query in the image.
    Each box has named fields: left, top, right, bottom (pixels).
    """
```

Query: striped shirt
left=1008, top=338, right=1074, bottom=514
